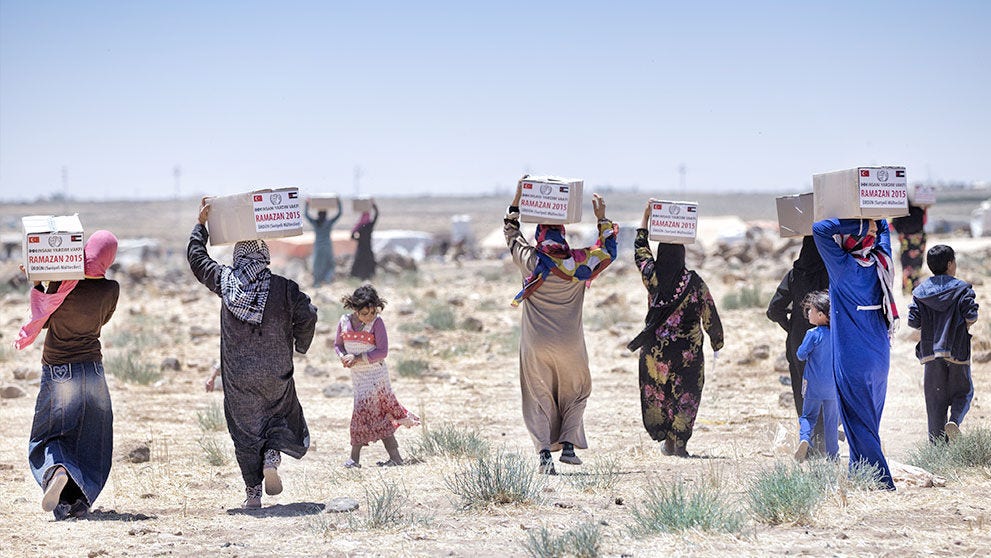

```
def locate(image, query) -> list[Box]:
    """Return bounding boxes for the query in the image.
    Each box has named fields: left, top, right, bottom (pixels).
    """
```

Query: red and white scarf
left=834, top=232, right=899, bottom=336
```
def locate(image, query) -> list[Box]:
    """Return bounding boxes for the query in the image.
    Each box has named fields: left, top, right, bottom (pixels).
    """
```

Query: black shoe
left=559, top=442, right=582, bottom=465
left=538, top=450, right=557, bottom=475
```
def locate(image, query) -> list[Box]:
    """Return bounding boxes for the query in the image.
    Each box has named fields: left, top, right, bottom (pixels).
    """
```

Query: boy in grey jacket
left=907, top=245, right=979, bottom=443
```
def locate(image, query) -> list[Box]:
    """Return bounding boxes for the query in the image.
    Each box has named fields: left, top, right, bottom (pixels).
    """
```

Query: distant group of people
left=12, top=189, right=980, bottom=518
left=304, top=199, right=380, bottom=286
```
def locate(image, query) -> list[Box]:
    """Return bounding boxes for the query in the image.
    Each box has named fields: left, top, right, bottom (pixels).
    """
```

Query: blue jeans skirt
left=28, top=361, right=114, bottom=508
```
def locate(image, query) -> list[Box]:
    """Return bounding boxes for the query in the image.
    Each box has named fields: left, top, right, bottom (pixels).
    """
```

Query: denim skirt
left=28, top=361, right=114, bottom=507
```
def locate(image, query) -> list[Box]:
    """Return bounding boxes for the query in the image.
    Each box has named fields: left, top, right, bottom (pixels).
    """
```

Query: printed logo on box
left=520, top=181, right=571, bottom=220
left=253, top=190, right=302, bottom=233
left=48, top=236, right=63, bottom=248
left=859, top=168, right=907, bottom=209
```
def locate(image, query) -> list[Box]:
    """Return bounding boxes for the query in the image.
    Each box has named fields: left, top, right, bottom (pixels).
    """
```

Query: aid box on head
left=519, top=176, right=584, bottom=224
left=308, top=193, right=341, bottom=212
left=776, top=192, right=814, bottom=238
left=813, top=166, right=909, bottom=221
left=648, top=200, right=698, bottom=244
left=205, top=188, right=303, bottom=246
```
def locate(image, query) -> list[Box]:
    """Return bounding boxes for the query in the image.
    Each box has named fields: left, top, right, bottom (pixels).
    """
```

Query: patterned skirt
left=898, top=232, right=926, bottom=294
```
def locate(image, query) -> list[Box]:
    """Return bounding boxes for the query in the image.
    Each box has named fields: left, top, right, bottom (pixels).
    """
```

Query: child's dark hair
left=926, top=244, right=955, bottom=275
left=341, top=285, right=386, bottom=311
left=801, top=290, right=830, bottom=321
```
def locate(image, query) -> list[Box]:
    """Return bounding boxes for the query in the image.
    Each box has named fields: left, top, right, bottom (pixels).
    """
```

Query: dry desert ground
left=1, top=191, right=990, bottom=557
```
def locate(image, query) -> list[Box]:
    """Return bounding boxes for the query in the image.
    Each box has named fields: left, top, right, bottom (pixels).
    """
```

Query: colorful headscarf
left=512, top=221, right=617, bottom=306
left=14, top=230, right=118, bottom=350
left=834, top=227, right=899, bottom=334
left=220, top=240, right=272, bottom=324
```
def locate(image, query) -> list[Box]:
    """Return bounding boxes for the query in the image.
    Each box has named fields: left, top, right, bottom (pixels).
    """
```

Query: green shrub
left=412, top=424, right=489, bottom=459
left=722, top=283, right=765, bottom=310
left=198, top=436, right=229, bottom=466
left=907, top=427, right=991, bottom=476
left=196, top=402, right=226, bottom=432
left=425, top=304, right=456, bottom=330
left=396, top=358, right=430, bottom=378
left=446, top=451, right=543, bottom=508
left=362, top=479, right=413, bottom=529
left=629, top=479, right=744, bottom=535
left=522, top=522, right=601, bottom=558
left=566, top=456, right=622, bottom=492
left=105, top=349, right=162, bottom=385
left=745, top=462, right=828, bottom=525
left=846, top=458, right=888, bottom=490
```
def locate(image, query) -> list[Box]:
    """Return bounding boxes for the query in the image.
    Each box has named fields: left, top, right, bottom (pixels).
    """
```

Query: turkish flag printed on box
left=861, top=170, right=870, bottom=177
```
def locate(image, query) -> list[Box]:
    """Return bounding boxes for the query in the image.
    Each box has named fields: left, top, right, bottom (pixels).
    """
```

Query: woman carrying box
left=629, top=202, right=724, bottom=457
left=15, top=231, right=119, bottom=520
left=504, top=177, right=617, bottom=474
left=350, top=202, right=379, bottom=281
left=188, top=199, right=318, bottom=508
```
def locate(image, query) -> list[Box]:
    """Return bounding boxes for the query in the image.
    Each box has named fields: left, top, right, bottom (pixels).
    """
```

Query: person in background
left=188, top=198, right=318, bottom=509
left=350, top=202, right=379, bottom=280
left=891, top=203, right=928, bottom=294
left=334, top=284, right=419, bottom=468
left=15, top=231, right=119, bottom=520
left=505, top=177, right=617, bottom=474
left=907, top=244, right=979, bottom=442
left=813, top=218, right=897, bottom=490
left=794, top=291, right=840, bottom=462
left=766, top=236, right=831, bottom=452
left=629, top=201, right=724, bottom=457
left=305, top=199, right=343, bottom=287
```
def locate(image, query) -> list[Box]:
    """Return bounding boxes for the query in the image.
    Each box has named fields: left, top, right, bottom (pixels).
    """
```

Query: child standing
left=335, top=285, right=419, bottom=467
left=794, top=291, right=840, bottom=462
left=908, top=245, right=979, bottom=442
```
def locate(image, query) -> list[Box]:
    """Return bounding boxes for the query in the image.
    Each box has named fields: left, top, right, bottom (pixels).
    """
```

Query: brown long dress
left=504, top=213, right=614, bottom=453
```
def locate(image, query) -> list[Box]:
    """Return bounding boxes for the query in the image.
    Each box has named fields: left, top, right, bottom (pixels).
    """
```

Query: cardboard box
left=352, top=197, right=374, bottom=212
left=648, top=200, right=698, bottom=244
left=519, top=176, right=584, bottom=224
left=22, top=214, right=85, bottom=281
left=307, top=193, right=340, bottom=212
left=775, top=193, right=814, bottom=238
left=908, top=184, right=936, bottom=206
left=205, top=188, right=303, bottom=246
left=813, top=166, right=909, bottom=221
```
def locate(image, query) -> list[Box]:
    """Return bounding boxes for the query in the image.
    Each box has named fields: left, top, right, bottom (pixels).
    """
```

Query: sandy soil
left=1, top=194, right=990, bottom=557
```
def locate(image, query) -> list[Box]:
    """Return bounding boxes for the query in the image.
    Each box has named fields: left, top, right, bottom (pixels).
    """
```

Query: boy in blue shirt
left=907, top=244, right=979, bottom=442
left=794, top=291, right=840, bottom=461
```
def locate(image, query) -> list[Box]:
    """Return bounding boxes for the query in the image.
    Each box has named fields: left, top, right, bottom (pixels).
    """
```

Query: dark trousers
left=923, top=359, right=974, bottom=442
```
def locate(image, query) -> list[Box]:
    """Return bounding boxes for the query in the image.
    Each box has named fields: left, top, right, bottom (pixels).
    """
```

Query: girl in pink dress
left=334, top=285, right=419, bottom=467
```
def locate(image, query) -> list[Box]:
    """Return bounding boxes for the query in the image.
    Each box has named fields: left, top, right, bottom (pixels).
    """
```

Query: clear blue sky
left=1, top=1, right=988, bottom=201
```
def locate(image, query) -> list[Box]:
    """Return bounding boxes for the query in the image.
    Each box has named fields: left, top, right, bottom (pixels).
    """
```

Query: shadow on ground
left=227, top=502, right=326, bottom=517
left=83, top=510, right=157, bottom=521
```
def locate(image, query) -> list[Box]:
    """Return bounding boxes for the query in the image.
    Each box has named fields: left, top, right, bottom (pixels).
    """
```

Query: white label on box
left=26, top=233, right=85, bottom=276
left=858, top=168, right=907, bottom=209
left=253, top=190, right=302, bottom=233
left=912, top=184, right=936, bottom=206
left=520, top=181, right=572, bottom=221
left=650, top=202, right=698, bottom=239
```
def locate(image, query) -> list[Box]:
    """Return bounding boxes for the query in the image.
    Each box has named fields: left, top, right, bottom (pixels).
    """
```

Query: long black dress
left=632, top=232, right=724, bottom=452
left=350, top=207, right=378, bottom=280
left=766, top=236, right=829, bottom=418
left=187, top=224, right=318, bottom=488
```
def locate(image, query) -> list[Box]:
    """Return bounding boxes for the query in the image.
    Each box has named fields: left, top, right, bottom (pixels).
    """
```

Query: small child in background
left=908, top=244, right=979, bottom=443
left=794, top=290, right=840, bottom=462
left=335, top=285, right=419, bottom=468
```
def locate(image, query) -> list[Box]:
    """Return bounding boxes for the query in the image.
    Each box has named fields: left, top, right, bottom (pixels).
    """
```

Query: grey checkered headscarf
left=220, top=240, right=272, bottom=324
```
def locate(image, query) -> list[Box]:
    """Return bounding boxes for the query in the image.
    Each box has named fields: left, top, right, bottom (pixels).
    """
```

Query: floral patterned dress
left=337, top=315, right=417, bottom=446
left=633, top=230, right=724, bottom=450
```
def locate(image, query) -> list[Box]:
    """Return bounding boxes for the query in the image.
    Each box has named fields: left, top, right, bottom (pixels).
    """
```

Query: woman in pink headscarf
left=350, top=202, right=378, bottom=280
left=15, top=231, right=119, bottom=520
